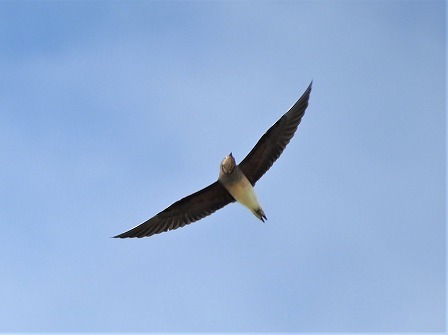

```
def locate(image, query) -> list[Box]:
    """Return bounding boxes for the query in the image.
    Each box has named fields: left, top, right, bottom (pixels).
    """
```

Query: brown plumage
left=114, top=82, right=312, bottom=238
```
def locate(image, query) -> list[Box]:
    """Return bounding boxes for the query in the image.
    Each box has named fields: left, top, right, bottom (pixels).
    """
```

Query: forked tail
left=252, top=207, right=267, bottom=222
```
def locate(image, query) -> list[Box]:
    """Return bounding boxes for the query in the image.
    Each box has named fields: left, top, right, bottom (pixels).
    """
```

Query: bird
left=114, top=82, right=312, bottom=238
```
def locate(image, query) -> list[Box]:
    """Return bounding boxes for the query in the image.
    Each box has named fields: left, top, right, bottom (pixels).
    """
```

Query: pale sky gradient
left=0, top=1, right=445, bottom=332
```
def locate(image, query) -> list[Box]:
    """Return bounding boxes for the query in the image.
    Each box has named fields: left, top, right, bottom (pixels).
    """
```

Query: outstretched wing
left=239, top=82, right=312, bottom=186
left=114, top=181, right=235, bottom=238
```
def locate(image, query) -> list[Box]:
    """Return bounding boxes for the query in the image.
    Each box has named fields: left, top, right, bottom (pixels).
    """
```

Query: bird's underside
left=114, top=82, right=312, bottom=238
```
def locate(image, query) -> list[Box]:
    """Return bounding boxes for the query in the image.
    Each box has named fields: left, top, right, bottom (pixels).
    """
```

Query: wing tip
left=112, top=233, right=134, bottom=239
left=112, top=234, right=127, bottom=239
left=303, top=80, right=313, bottom=98
left=112, top=226, right=151, bottom=239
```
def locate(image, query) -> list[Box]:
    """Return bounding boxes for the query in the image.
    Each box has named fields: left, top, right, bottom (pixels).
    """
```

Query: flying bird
left=114, top=82, right=312, bottom=238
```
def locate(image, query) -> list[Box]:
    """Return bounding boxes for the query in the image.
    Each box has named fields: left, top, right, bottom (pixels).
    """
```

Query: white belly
left=225, top=175, right=261, bottom=211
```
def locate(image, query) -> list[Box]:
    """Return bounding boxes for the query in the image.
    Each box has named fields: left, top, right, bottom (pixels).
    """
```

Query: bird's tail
left=252, top=207, right=267, bottom=222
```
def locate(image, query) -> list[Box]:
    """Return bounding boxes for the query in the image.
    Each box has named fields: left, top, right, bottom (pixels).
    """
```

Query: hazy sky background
left=0, top=1, right=445, bottom=333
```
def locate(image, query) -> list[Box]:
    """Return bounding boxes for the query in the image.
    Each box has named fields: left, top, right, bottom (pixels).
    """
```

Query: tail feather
left=253, top=207, right=267, bottom=222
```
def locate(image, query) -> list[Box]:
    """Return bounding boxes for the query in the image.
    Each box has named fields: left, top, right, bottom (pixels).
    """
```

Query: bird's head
left=221, top=152, right=236, bottom=174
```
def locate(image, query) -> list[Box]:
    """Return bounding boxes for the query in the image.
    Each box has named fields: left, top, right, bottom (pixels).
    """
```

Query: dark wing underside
left=239, top=82, right=312, bottom=186
left=114, top=181, right=235, bottom=238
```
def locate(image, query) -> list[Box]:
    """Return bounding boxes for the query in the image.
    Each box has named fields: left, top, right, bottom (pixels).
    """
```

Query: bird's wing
left=239, top=82, right=312, bottom=186
left=114, top=181, right=235, bottom=238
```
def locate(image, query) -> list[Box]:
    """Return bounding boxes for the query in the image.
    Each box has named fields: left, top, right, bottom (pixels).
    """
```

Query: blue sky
left=0, top=0, right=445, bottom=332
